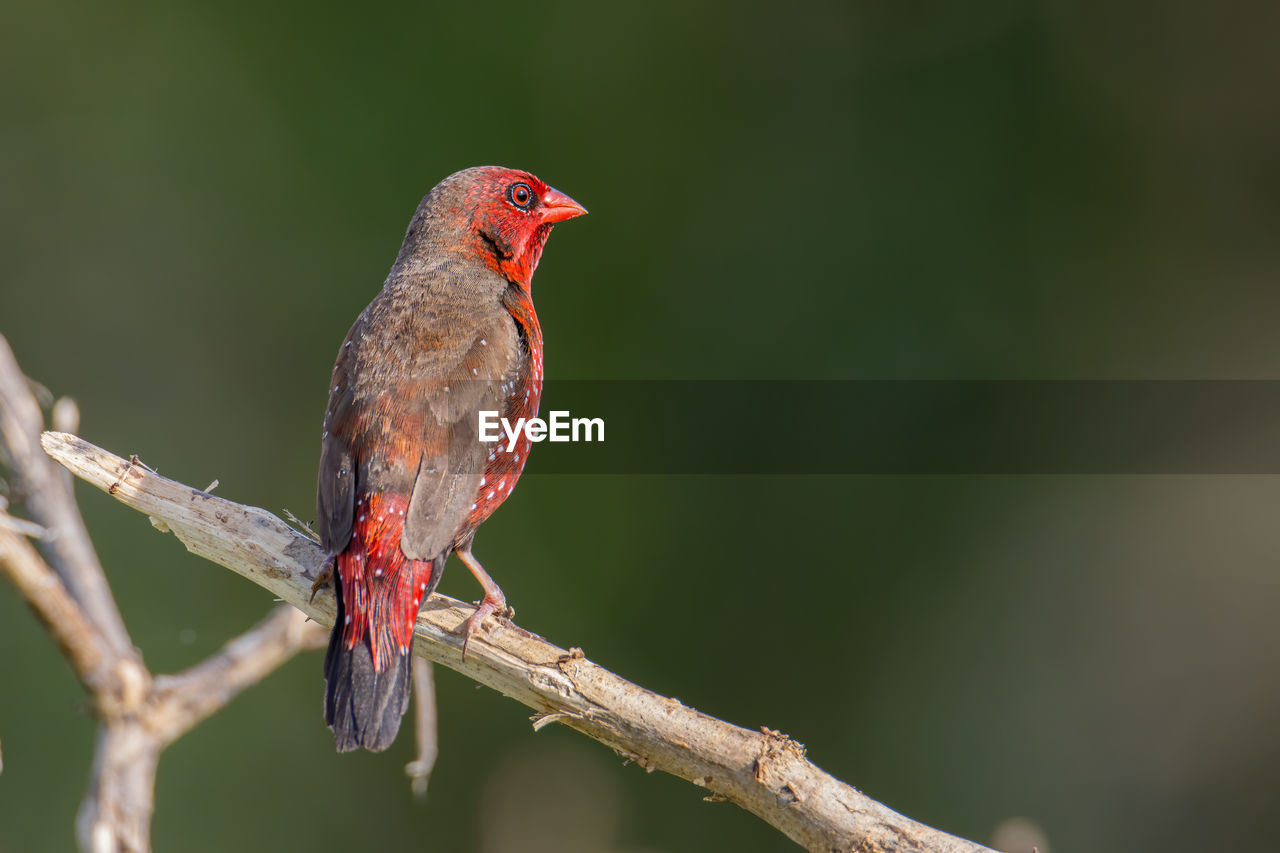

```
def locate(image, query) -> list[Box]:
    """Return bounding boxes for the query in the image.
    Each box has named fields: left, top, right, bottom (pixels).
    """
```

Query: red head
left=399, top=166, right=587, bottom=286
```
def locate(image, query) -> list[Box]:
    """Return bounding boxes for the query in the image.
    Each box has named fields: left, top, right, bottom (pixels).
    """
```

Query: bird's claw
left=458, top=595, right=509, bottom=661
left=309, top=559, right=334, bottom=604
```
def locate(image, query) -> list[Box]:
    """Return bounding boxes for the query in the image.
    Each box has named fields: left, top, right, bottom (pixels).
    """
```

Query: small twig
left=51, top=397, right=79, bottom=496
left=149, top=605, right=326, bottom=744
left=282, top=509, right=321, bottom=544
left=52, top=397, right=80, bottom=435
left=405, top=657, right=439, bottom=798
left=0, top=508, right=50, bottom=539
left=531, top=711, right=577, bottom=732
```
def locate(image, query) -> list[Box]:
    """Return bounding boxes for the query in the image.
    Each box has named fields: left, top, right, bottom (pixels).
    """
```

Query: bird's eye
left=507, top=182, right=534, bottom=211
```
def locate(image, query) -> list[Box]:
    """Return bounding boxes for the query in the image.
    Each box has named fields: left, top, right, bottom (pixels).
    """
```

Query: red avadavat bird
left=316, top=166, right=586, bottom=751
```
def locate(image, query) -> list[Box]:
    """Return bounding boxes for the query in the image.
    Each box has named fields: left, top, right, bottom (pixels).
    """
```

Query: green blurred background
left=4, top=2, right=1280, bottom=851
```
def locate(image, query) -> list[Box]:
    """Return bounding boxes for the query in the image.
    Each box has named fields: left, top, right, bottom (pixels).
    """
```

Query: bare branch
left=42, top=430, right=992, bottom=853
left=149, top=606, right=327, bottom=745
left=0, top=503, right=50, bottom=538
left=77, top=728, right=160, bottom=853
left=0, top=341, right=336, bottom=853
left=405, top=657, right=439, bottom=798
left=0, top=338, right=133, bottom=657
left=0, top=519, right=109, bottom=692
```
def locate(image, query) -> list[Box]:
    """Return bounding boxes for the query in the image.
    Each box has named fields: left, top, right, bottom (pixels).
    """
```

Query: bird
left=315, top=166, right=586, bottom=752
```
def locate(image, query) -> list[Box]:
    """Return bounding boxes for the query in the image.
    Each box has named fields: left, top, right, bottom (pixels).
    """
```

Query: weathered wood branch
left=148, top=605, right=327, bottom=746
left=0, top=522, right=108, bottom=689
left=41, top=430, right=993, bottom=853
left=0, top=338, right=327, bottom=853
left=0, top=340, right=134, bottom=660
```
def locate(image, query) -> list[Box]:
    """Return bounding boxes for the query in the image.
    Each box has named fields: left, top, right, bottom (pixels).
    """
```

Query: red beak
left=540, top=187, right=588, bottom=223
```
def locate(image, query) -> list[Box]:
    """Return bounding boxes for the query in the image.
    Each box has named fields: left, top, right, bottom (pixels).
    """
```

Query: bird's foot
left=458, top=592, right=508, bottom=661
left=453, top=545, right=510, bottom=660
left=309, top=558, right=334, bottom=604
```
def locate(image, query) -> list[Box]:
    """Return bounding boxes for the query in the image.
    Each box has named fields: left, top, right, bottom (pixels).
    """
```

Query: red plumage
left=317, top=166, right=585, bottom=751
left=334, top=492, right=430, bottom=665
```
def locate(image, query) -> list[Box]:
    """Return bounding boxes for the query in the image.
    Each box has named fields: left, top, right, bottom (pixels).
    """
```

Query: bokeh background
left=4, top=2, right=1280, bottom=851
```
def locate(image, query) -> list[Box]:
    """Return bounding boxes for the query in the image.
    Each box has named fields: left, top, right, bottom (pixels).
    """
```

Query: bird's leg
left=453, top=545, right=510, bottom=659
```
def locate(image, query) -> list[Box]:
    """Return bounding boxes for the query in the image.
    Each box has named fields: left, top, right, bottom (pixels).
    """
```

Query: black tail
left=324, top=580, right=412, bottom=753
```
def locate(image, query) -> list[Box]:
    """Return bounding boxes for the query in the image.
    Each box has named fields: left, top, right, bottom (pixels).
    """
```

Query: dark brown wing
left=317, top=325, right=359, bottom=556
left=400, top=315, right=520, bottom=559
left=316, top=266, right=523, bottom=561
